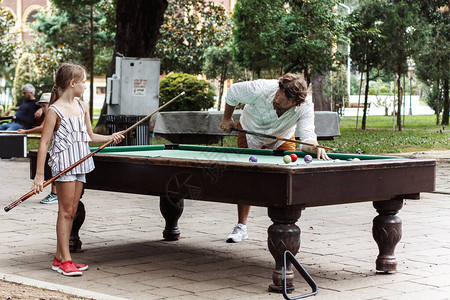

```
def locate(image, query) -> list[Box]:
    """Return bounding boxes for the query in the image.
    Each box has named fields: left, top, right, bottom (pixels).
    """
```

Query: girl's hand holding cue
left=32, top=174, right=45, bottom=195
left=110, top=130, right=125, bottom=144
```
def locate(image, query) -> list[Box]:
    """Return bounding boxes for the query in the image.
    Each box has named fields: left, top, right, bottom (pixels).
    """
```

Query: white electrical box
left=106, top=57, right=160, bottom=115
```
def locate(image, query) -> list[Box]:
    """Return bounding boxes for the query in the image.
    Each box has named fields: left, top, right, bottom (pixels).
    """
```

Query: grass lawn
left=27, top=114, right=449, bottom=155
left=320, top=115, right=449, bottom=154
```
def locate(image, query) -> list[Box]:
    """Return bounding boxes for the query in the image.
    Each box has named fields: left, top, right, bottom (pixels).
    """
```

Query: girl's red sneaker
left=58, top=260, right=82, bottom=276
left=52, top=257, right=88, bottom=273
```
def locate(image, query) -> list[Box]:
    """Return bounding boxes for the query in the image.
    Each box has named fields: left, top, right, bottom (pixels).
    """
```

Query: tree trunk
left=311, top=73, right=331, bottom=111
left=362, top=68, right=370, bottom=130
left=396, top=75, right=402, bottom=131
left=217, top=63, right=227, bottom=111
left=436, top=79, right=440, bottom=125
left=94, top=0, right=168, bottom=133
left=115, top=0, right=168, bottom=57
left=442, top=79, right=449, bottom=126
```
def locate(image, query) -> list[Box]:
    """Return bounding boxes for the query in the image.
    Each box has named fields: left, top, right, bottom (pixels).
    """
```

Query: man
left=0, top=84, right=39, bottom=131
left=17, top=92, right=58, bottom=204
left=17, top=92, right=50, bottom=135
left=220, top=73, right=330, bottom=243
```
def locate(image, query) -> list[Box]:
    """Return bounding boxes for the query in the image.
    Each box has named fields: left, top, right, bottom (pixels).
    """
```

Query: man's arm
left=6, top=107, right=19, bottom=116
left=220, top=103, right=236, bottom=133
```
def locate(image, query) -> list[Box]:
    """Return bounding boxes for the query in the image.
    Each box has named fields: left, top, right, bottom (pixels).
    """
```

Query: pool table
left=29, top=144, right=436, bottom=292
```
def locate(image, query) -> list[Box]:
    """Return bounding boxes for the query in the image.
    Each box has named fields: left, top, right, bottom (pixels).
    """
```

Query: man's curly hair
left=278, top=73, right=308, bottom=106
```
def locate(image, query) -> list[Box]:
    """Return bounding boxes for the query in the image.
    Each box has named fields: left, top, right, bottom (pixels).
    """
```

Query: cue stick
left=0, top=116, right=13, bottom=121
left=231, top=127, right=336, bottom=151
left=4, top=91, right=185, bottom=212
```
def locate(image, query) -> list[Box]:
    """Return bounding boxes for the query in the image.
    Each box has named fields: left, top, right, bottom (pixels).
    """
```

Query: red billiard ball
left=290, top=154, right=298, bottom=162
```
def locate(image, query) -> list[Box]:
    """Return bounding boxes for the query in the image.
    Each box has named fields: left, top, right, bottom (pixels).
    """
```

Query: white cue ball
left=283, top=155, right=292, bottom=164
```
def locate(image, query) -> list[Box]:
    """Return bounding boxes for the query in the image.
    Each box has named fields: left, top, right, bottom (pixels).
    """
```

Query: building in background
left=1, top=0, right=49, bottom=41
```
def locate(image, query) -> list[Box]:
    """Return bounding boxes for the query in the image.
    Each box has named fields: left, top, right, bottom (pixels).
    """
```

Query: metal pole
left=407, top=62, right=415, bottom=116
left=338, top=3, right=352, bottom=101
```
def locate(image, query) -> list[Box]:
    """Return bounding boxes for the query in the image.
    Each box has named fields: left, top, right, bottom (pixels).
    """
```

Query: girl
left=32, top=63, right=124, bottom=276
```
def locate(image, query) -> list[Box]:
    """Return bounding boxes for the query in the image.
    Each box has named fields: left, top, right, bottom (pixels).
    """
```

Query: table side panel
left=87, top=155, right=291, bottom=207
left=291, top=162, right=436, bottom=206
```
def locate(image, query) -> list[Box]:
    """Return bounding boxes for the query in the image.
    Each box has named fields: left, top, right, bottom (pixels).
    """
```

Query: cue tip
left=180, top=91, right=186, bottom=96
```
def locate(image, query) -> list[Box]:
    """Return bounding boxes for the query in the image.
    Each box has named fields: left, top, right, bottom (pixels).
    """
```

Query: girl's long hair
left=50, top=63, right=86, bottom=106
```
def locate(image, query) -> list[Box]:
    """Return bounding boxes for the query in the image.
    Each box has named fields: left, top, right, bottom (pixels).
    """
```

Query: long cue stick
left=4, top=91, right=185, bottom=212
left=0, top=116, right=14, bottom=121
left=232, top=127, right=336, bottom=151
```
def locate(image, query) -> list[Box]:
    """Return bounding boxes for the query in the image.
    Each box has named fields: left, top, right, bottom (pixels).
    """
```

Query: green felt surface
left=95, top=144, right=396, bottom=165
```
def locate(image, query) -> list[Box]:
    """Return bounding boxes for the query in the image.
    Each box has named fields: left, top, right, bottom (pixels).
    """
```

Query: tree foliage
left=323, top=65, right=349, bottom=112
left=232, top=0, right=284, bottom=78
left=32, top=0, right=116, bottom=120
left=0, top=2, right=17, bottom=80
left=425, top=83, right=444, bottom=114
left=159, top=73, right=215, bottom=111
left=411, top=0, right=449, bottom=125
left=349, top=1, right=385, bottom=129
left=376, top=1, right=422, bottom=131
left=32, top=2, right=114, bottom=75
left=203, top=43, right=242, bottom=110
left=232, top=0, right=348, bottom=80
left=156, top=0, right=231, bottom=74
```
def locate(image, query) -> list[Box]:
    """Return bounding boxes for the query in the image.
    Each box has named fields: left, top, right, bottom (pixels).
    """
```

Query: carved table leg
left=372, top=198, right=403, bottom=273
left=160, top=196, right=184, bottom=241
left=267, top=207, right=302, bottom=293
left=70, top=200, right=85, bottom=253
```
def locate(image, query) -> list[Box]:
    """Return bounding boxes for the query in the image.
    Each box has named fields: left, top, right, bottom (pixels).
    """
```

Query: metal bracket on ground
left=282, top=250, right=318, bottom=300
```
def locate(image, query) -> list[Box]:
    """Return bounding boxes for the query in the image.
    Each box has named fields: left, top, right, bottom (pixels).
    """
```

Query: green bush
left=159, top=73, right=215, bottom=111
left=379, top=87, right=389, bottom=94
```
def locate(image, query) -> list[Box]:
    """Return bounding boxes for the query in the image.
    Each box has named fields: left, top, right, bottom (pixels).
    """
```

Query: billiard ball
left=346, top=158, right=353, bottom=161
left=353, top=157, right=361, bottom=161
left=290, top=153, right=298, bottom=162
left=283, top=155, right=292, bottom=164
left=304, top=155, right=313, bottom=163
left=249, top=155, right=258, bottom=162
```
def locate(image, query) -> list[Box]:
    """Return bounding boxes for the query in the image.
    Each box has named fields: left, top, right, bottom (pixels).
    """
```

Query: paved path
left=0, top=153, right=449, bottom=300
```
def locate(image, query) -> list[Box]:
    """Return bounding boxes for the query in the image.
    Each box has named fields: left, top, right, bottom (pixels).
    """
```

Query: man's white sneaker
left=227, top=223, right=248, bottom=243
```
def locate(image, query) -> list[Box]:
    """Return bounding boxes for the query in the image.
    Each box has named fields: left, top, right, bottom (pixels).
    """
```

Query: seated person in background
left=18, top=93, right=51, bottom=135
left=33, top=106, right=45, bottom=127
left=0, top=84, right=39, bottom=131
left=220, top=73, right=330, bottom=243
left=0, top=105, right=3, bottom=116
left=17, top=92, right=58, bottom=204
